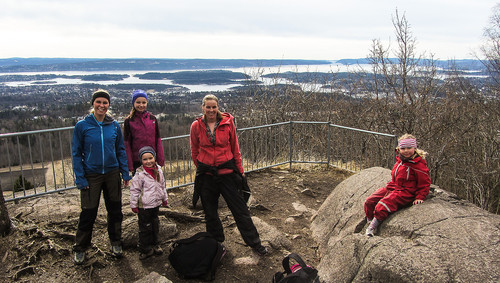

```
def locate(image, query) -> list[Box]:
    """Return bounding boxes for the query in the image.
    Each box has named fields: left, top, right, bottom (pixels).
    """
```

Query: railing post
left=394, top=135, right=399, bottom=165
left=5, top=139, right=14, bottom=199
left=289, top=121, right=293, bottom=170
left=327, top=123, right=331, bottom=167
left=16, top=136, right=25, bottom=197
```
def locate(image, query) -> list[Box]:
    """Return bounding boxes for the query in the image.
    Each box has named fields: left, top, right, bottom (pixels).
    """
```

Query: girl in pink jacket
left=130, top=146, right=168, bottom=260
left=364, top=134, right=431, bottom=236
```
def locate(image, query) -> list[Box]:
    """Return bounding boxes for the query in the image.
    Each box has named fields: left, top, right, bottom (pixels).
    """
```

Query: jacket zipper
left=100, top=124, right=104, bottom=174
left=92, top=114, right=105, bottom=174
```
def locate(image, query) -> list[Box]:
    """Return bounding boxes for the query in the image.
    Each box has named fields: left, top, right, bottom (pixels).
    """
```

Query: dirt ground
left=0, top=165, right=352, bottom=283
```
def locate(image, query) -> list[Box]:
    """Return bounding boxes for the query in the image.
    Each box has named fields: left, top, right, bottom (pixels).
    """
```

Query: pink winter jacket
left=129, top=165, right=168, bottom=209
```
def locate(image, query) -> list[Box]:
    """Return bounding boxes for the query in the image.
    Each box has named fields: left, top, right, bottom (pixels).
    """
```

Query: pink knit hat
left=398, top=138, right=417, bottom=148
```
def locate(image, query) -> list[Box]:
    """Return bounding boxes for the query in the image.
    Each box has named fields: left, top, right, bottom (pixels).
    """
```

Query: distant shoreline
left=0, top=57, right=484, bottom=74
left=0, top=58, right=333, bottom=73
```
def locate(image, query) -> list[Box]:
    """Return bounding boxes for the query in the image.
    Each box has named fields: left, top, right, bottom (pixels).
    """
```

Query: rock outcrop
left=311, top=167, right=500, bottom=283
left=133, top=271, right=172, bottom=283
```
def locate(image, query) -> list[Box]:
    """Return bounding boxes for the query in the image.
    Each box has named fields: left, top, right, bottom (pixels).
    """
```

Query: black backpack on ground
left=272, top=253, right=320, bottom=283
left=168, top=232, right=226, bottom=281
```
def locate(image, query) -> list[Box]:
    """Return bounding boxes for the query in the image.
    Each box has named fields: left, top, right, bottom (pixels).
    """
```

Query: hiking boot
left=111, top=245, right=123, bottom=257
left=74, top=251, right=85, bottom=265
left=153, top=245, right=163, bottom=255
left=365, top=225, right=377, bottom=237
left=139, top=249, right=154, bottom=260
left=253, top=245, right=268, bottom=256
left=365, top=218, right=380, bottom=237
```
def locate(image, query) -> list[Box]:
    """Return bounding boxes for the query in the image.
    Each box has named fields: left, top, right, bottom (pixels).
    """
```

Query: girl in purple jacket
left=124, top=89, right=165, bottom=173
left=130, top=146, right=168, bottom=260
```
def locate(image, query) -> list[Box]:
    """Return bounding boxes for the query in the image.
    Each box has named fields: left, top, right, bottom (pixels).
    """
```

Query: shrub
left=13, top=175, right=34, bottom=192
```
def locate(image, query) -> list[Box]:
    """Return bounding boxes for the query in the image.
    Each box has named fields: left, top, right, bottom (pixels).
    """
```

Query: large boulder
left=311, top=167, right=500, bottom=283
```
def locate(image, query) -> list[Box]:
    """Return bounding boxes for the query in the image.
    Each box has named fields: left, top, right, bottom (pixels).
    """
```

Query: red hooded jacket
left=190, top=113, right=244, bottom=175
left=386, top=154, right=431, bottom=201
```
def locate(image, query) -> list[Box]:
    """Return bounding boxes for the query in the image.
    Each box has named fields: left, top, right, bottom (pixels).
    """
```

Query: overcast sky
left=1, top=0, right=498, bottom=60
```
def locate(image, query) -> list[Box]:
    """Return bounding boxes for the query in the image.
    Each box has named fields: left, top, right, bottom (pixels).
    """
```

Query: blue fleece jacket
left=72, top=114, right=131, bottom=189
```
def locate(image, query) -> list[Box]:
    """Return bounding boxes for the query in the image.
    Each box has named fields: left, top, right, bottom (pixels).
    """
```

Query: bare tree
left=481, top=4, right=500, bottom=86
left=355, top=9, right=499, bottom=213
left=362, top=9, right=440, bottom=136
left=232, top=8, right=499, bottom=214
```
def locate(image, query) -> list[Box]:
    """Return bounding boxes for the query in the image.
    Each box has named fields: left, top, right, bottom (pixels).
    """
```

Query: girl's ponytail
left=153, top=164, right=160, bottom=182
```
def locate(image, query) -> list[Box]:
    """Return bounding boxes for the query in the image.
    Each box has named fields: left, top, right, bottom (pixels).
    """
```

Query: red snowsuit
left=364, top=153, right=431, bottom=221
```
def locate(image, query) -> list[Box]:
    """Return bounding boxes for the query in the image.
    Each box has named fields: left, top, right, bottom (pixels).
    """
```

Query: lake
left=1, top=63, right=366, bottom=92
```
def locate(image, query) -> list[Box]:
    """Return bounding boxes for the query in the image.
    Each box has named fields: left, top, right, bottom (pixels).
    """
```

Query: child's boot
left=366, top=218, right=380, bottom=237
left=153, top=245, right=163, bottom=255
left=139, top=249, right=154, bottom=260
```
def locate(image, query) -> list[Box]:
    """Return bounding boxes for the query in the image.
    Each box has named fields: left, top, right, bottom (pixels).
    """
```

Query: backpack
left=272, top=253, right=320, bottom=283
left=168, top=232, right=226, bottom=281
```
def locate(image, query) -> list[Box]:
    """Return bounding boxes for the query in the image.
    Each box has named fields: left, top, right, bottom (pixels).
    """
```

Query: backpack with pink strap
left=272, top=253, right=320, bottom=283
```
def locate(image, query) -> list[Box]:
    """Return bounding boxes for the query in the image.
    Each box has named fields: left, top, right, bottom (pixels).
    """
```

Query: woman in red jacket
left=190, top=94, right=268, bottom=255
left=364, top=134, right=431, bottom=236
left=123, top=89, right=165, bottom=173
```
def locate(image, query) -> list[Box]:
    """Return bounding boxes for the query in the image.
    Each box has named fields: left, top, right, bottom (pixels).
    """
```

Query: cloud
left=0, top=0, right=497, bottom=59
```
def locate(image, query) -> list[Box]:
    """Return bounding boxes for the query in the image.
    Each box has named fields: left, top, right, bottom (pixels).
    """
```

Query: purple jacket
left=124, top=111, right=165, bottom=171
left=129, top=165, right=168, bottom=209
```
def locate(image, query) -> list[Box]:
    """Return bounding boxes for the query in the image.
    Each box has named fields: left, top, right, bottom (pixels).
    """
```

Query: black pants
left=137, top=206, right=160, bottom=253
left=73, top=169, right=123, bottom=252
left=198, top=172, right=261, bottom=248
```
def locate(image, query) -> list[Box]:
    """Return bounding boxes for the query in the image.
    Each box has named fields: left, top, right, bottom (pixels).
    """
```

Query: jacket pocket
left=86, top=144, right=93, bottom=162
left=216, top=128, right=229, bottom=145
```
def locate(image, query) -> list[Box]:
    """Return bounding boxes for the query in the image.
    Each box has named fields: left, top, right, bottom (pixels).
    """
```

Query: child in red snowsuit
left=364, top=134, right=431, bottom=236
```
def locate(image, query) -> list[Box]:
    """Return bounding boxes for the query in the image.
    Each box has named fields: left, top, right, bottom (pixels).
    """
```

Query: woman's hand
left=123, top=180, right=130, bottom=187
left=413, top=199, right=423, bottom=205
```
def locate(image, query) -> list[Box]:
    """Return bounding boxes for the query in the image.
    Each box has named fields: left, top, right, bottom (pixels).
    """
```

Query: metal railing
left=0, top=121, right=397, bottom=202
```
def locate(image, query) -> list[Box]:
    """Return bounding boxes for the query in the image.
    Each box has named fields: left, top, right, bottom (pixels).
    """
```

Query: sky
left=1, top=0, right=498, bottom=61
